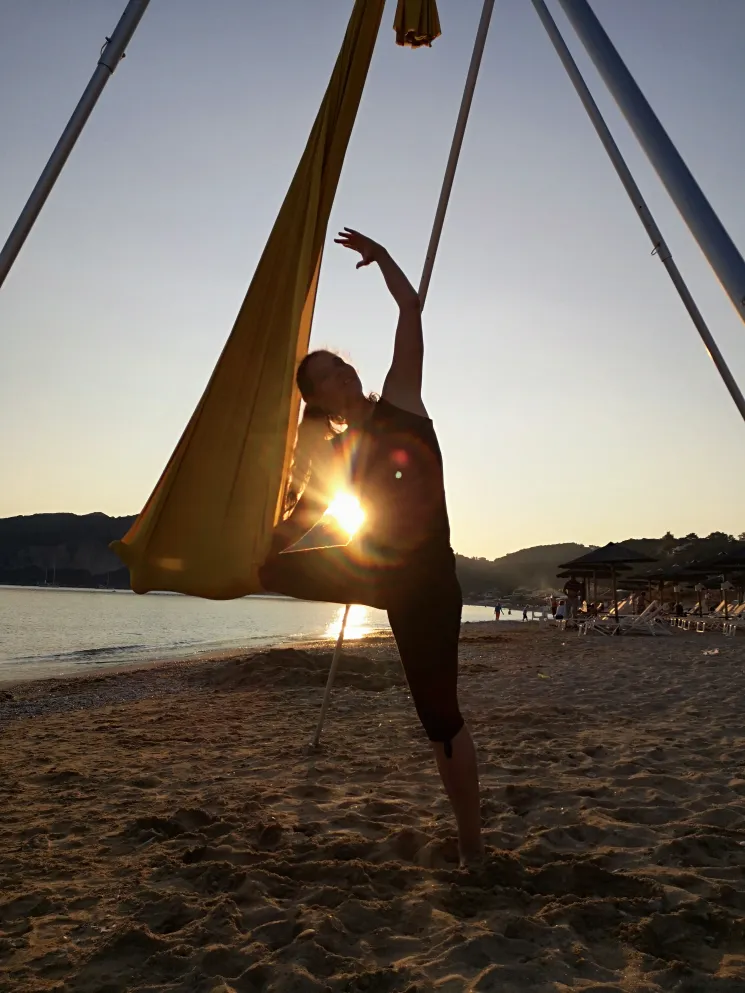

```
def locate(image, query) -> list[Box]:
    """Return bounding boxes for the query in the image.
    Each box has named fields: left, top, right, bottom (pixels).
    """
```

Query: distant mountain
left=455, top=543, right=589, bottom=598
left=0, top=514, right=742, bottom=597
left=0, top=513, right=135, bottom=589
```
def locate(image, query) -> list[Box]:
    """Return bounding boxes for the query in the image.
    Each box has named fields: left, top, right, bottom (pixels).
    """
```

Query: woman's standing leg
left=388, top=582, right=483, bottom=865
left=430, top=725, right=483, bottom=863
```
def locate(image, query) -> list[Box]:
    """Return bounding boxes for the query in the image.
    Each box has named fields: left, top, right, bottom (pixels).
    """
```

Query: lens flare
left=324, top=492, right=365, bottom=537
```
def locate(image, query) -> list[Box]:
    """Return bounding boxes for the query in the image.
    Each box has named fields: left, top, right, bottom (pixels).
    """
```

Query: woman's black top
left=260, top=398, right=457, bottom=610
left=343, top=398, right=453, bottom=570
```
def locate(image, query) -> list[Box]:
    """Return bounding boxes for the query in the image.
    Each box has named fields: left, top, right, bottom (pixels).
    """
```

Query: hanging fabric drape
left=394, top=0, right=441, bottom=47
left=112, top=0, right=388, bottom=598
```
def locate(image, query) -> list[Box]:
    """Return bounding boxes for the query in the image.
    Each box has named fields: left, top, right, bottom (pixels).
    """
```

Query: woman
left=261, top=228, right=482, bottom=865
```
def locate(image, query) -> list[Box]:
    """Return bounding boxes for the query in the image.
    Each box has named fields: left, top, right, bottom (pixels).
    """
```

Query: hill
left=457, top=531, right=745, bottom=600
left=0, top=514, right=742, bottom=597
left=0, top=513, right=135, bottom=589
left=455, top=543, right=588, bottom=598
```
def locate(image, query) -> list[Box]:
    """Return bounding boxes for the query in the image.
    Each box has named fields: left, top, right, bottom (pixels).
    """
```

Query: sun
left=325, top=492, right=365, bottom=538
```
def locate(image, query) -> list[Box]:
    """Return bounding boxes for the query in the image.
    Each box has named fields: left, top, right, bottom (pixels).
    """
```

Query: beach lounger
left=616, top=601, right=671, bottom=636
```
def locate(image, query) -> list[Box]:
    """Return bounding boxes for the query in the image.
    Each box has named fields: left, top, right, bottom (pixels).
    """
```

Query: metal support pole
left=311, top=604, right=350, bottom=749
left=612, top=566, right=619, bottom=625
left=556, top=0, right=745, bottom=324
left=531, top=0, right=745, bottom=425
left=312, top=0, right=496, bottom=746
left=418, top=0, right=496, bottom=305
left=0, top=0, right=151, bottom=290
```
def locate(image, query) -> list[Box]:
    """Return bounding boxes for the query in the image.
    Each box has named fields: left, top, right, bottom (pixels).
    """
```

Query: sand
left=2, top=623, right=745, bottom=992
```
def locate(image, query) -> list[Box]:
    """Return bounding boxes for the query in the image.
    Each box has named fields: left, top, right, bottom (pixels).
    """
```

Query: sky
left=1, top=0, right=744, bottom=560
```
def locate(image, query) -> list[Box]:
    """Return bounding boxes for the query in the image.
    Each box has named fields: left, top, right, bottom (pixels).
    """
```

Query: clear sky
left=1, top=0, right=744, bottom=559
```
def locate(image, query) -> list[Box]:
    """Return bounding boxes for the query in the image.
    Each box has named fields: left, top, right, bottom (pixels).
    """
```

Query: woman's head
left=283, top=350, right=369, bottom=518
left=296, top=349, right=363, bottom=419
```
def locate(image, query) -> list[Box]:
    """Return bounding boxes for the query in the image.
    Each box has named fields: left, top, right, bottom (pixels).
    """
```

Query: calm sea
left=0, top=587, right=498, bottom=684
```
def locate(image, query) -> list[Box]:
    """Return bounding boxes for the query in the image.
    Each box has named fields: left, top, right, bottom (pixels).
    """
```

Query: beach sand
left=2, top=623, right=745, bottom=992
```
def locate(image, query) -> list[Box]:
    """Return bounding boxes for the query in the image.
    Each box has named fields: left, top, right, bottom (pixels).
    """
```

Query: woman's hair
left=283, top=351, right=346, bottom=517
left=296, top=350, right=346, bottom=433
left=284, top=350, right=378, bottom=517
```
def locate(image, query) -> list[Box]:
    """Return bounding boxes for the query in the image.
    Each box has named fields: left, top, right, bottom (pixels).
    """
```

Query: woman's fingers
left=334, top=227, right=371, bottom=267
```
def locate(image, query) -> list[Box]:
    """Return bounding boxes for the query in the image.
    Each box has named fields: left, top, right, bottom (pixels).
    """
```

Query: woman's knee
left=415, top=699, right=464, bottom=755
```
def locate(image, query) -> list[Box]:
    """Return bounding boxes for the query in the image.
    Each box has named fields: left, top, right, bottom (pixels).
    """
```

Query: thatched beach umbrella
left=616, top=576, right=653, bottom=590
left=682, top=550, right=745, bottom=620
left=630, top=563, right=689, bottom=610
left=556, top=564, right=630, bottom=603
left=560, top=543, right=656, bottom=623
left=615, top=575, right=656, bottom=606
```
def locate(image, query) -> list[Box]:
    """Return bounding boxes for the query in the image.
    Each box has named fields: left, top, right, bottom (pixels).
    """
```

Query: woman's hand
left=334, top=228, right=384, bottom=269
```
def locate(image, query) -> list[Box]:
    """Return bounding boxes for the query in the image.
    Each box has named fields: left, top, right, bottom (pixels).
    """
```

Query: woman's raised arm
left=335, top=228, right=427, bottom=417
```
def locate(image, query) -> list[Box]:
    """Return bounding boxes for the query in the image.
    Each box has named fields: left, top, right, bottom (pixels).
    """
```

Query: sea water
left=0, top=587, right=496, bottom=683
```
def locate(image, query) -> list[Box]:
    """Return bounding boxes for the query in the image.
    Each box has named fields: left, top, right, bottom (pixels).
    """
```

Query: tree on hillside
left=660, top=532, right=679, bottom=553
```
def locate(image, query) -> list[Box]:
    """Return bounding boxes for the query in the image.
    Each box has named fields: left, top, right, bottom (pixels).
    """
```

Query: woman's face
left=304, top=352, right=363, bottom=415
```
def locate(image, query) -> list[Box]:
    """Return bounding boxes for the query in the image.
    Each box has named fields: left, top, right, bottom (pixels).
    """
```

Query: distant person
left=494, top=603, right=502, bottom=621
left=550, top=596, right=558, bottom=619
left=522, top=606, right=529, bottom=622
left=563, top=575, right=582, bottom=620
left=555, top=600, right=566, bottom=621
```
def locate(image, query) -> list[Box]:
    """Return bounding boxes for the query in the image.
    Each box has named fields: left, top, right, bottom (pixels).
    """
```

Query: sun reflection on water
left=324, top=603, right=375, bottom=641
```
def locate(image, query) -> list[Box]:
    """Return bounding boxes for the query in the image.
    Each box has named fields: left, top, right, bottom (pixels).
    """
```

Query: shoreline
left=0, top=619, right=528, bottom=694
left=0, top=633, right=301, bottom=689
left=0, top=587, right=524, bottom=687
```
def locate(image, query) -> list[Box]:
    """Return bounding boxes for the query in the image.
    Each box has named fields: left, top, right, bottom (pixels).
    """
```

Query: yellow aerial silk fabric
left=111, top=0, right=387, bottom=599
left=393, top=0, right=441, bottom=47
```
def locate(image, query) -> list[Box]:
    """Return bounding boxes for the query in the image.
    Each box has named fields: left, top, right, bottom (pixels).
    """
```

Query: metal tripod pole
left=556, top=0, right=745, bottom=325
left=311, top=604, right=350, bottom=749
left=531, top=0, right=745, bottom=424
left=418, top=0, right=496, bottom=306
left=310, top=0, right=496, bottom=749
left=0, top=0, right=151, bottom=290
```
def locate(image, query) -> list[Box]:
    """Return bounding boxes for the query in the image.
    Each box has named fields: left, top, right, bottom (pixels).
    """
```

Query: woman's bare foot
left=459, top=845, right=487, bottom=871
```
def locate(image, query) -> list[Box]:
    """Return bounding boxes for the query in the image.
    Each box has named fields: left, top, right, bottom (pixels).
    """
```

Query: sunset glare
left=325, top=493, right=365, bottom=538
